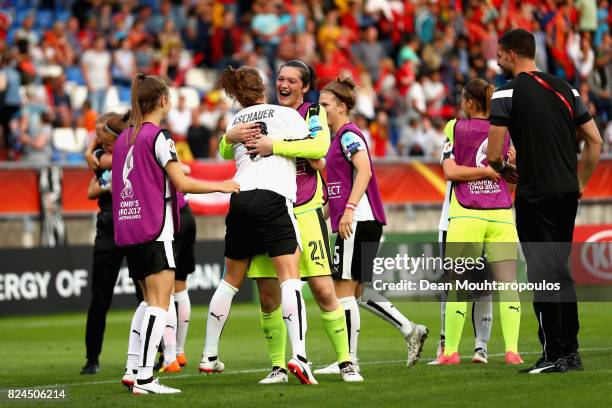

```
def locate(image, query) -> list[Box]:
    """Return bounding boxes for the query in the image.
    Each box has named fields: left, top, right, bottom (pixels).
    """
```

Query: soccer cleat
left=519, top=357, right=568, bottom=374
left=566, top=352, right=583, bottom=371
left=258, top=366, right=288, bottom=384
left=339, top=362, right=363, bottom=382
left=159, top=360, right=181, bottom=373
left=80, top=361, right=99, bottom=375
left=505, top=351, right=524, bottom=365
left=405, top=324, right=429, bottom=367
left=132, top=377, right=181, bottom=394
left=427, top=340, right=445, bottom=365
left=437, top=352, right=460, bottom=365
left=287, top=358, right=318, bottom=385
left=314, top=361, right=361, bottom=374
left=199, top=356, right=225, bottom=374
left=121, top=370, right=137, bottom=390
left=153, top=353, right=164, bottom=371
left=472, top=348, right=489, bottom=364
left=176, top=352, right=187, bottom=367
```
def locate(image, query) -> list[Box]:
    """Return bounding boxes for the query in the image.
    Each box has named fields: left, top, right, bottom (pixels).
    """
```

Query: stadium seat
left=36, top=10, right=54, bottom=30
left=104, top=86, right=120, bottom=113
left=51, top=127, right=76, bottom=153
left=13, top=8, right=33, bottom=28
left=55, top=10, right=71, bottom=23
left=65, top=66, right=85, bottom=86
left=52, top=127, right=89, bottom=156
left=185, top=68, right=217, bottom=92
left=169, top=87, right=179, bottom=106
left=38, top=65, right=63, bottom=79
left=180, top=87, right=201, bottom=110
left=70, top=86, right=88, bottom=110
left=117, top=85, right=131, bottom=103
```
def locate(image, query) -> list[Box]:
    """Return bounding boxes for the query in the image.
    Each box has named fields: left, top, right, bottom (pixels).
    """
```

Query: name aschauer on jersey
left=231, top=108, right=276, bottom=126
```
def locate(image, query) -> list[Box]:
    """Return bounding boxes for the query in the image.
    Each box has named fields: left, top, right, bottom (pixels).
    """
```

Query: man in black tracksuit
left=487, top=29, right=602, bottom=374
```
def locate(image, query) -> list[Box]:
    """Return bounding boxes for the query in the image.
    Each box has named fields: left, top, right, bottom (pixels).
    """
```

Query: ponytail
left=484, top=84, right=495, bottom=116
left=129, top=73, right=169, bottom=145
left=130, top=73, right=146, bottom=145
left=462, top=79, right=495, bottom=117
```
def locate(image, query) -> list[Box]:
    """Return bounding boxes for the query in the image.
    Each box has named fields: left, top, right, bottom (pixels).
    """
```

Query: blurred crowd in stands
left=0, top=0, right=610, bottom=163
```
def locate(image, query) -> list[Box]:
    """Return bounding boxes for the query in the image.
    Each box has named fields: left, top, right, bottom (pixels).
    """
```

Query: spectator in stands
left=18, top=85, right=52, bottom=161
left=423, top=70, right=447, bottom=116
left=77, top=101, right=98, bottom=135
left=0, top=0, right=610, bottom=160
left=211, top=9, right=243, bottom=69
left=42, top=22, right=75, bottom=68
left=81, top=37, right=111, bottom=114
left=370, top=110, right=391, bottom=157
left=251, top=1, right=284, bottom=71
left=398, top=117, right=421, bottom=156
left=352, top=25, right=386, bottom=82
left=148, top=0, right=173, bottom=37
left=113, top=38, right=137, bottom=88
left=406, top=72, right=427, bottom=120
left=568, top=32, right=595, bottom=82
left=134, top=39, right=154, bottom=74
left=187, top=110, right=213, bottom=159
left=158, top=45, right=187, bottom=86
left=51, top=74, right=73, bottom=128
left=576, top=0, right=598, bottom=33
left=158, top=19, right=183, bottom=56
left=168, top=95, right=192, bottom=140
left=14, top=13, right=38, bottom=51
left=0, top=52, right=22, bottom=158
left=594, top=0, right=609, bottom=47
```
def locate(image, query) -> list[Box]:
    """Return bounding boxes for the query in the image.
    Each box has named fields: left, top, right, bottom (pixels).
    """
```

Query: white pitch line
left=1, top=346, right=610, bottom=393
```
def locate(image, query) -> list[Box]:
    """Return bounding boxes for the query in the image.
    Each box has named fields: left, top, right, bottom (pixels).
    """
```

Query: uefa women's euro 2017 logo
left=475, top=139, right=488, bottom=168
left=121, top=146, right=135, bottom=200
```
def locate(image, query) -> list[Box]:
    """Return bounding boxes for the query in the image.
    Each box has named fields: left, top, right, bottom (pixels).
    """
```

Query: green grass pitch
left=1, top=301, right=610, bottom=407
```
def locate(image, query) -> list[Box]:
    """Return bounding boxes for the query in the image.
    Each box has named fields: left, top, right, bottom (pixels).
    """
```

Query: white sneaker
left=427, top=340, right=445, bottom=365
left=132, top=377, right=181, bottom=394
left=339, top=362, right=363, bottom=382
left=121, top=370, right=136, bottom=390
left=258, top=367, right=288, bottom=384
left=405, top=324, right=429, bottom=367
left=287, top=358, right=318, bottom=385
left=472, top=348, right=488, bottom=364
left=314, top=361, right=361, bottom=375
left=199, top=356, right=225, bottom=374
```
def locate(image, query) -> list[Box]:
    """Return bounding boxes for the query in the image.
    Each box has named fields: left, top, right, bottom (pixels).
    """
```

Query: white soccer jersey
left=438, top=180, right=452, bottom=232
left=438, top=134, right=453, bottom=232
left=227, top=104, right=309, bottom=202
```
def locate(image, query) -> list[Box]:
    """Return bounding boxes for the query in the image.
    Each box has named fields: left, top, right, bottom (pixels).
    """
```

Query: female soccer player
left=316, top=77, right=428, bottom=373
left=200, top=66, right=318, bottom=384
left=205, top=61, right=359, bottom=383
left=157, top=189, right=196, bottom=373
left=437, top=78, right=523, bottom=365
left=114, top=73, right=238, bottom=394
left=81, top=111, right=130, bottom=375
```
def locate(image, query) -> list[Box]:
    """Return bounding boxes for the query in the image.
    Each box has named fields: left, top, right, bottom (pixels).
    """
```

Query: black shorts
left=126, top=240, right=176, bottom=281
left=175, top=204, right=196, bottom=281
left=332, top=220, right=383, bottom=283
left=224, top=189, right=299, bottom=260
